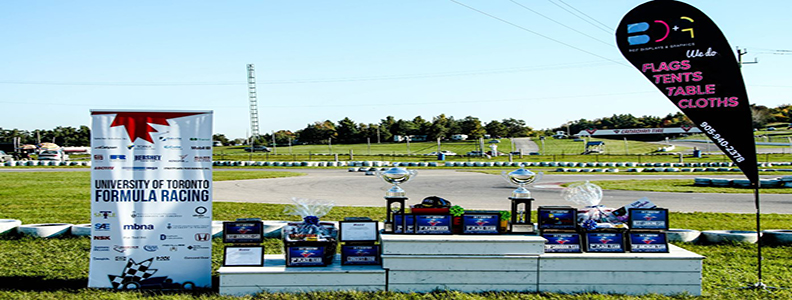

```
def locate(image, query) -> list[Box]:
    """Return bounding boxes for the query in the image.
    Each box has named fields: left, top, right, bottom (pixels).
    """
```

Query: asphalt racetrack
left=213, top=169, right=792, bottom=214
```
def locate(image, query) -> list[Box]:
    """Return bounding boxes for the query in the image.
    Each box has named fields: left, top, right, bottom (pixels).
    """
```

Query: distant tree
left=411, top=116, right=431, bottom=136
left=460, top=116, right=486, bottom=139
left=213, top=134, right=230, bottom=146
left=485, top=120, right=508, bottom=138
left=751, top=105, right=772, bottom=128
left=336, top=117, right=360, bottom=144
left=502, top=118, right=532, bottom=137
left=429, top=114, right=451, bottom=140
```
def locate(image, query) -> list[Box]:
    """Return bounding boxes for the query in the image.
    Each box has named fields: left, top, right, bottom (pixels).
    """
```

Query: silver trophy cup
left=377, top=167, right=417, bottom=198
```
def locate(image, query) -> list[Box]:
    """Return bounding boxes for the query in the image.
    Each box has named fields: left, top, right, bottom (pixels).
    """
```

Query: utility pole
left=736, top=47, right=758, bottom=68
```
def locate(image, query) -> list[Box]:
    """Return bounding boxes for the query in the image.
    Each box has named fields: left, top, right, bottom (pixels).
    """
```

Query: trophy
left=502, top=168, right=541, bottom=233
left=377, top=167, right=417, bottom=233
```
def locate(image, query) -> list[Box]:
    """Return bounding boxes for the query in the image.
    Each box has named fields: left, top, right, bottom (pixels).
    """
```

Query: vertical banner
left=616, top=0, right=758, bottom=184
left=89, top=110, right=213, bottom=290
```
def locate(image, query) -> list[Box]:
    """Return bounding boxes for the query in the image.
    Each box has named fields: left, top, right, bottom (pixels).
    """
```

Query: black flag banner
left=616, top=0, right=758, bottom=185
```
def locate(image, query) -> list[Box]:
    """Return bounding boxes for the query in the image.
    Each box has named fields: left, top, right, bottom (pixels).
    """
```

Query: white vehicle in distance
left=426, top=150, right=457, bottom=156
left=38, top=149, right=69, bottom=161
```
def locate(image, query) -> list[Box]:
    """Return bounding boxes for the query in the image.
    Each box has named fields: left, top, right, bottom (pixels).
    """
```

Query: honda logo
left=194, top=233, right=210, bottom=242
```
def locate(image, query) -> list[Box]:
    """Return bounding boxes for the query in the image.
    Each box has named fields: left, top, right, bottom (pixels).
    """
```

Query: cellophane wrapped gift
left=561, top=181, right=626, bottom=231
left=282, top=198, right=337, bottom=242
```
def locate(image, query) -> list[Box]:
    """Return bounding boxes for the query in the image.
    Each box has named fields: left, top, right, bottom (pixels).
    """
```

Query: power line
left=0, top=91, right=655, bottom=108
left=0, top=61, right=614, bottom=86
left=546, top=0, right=611, bottom=34
left=448, top=0, right=628, bottom=67
left=508, top=0, right=614, bottom=48
left=553, top=0, right=612, bottom=32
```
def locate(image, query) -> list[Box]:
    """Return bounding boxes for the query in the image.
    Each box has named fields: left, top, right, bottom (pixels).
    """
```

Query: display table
left=218, top=234, right=703, bottom=296
left=218, top=255, right=385, bottom=295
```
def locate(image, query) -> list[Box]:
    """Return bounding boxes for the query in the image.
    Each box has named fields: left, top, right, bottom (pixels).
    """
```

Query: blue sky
left=2, top=0, right=790, bottom=139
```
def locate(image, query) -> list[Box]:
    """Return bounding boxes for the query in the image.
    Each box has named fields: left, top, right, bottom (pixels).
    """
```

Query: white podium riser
left=382, top=255, right=538, bottom=271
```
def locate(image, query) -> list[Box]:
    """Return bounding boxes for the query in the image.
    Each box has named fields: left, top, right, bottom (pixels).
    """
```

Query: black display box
left=462, top=212, right=501, bottom=234
left=341, top=244, right=381, bottom=265
left=283, top=222, right=338, bottom=267
left=393, top=214, right=414, bottom=234
left=628, top=208, right=669, bottom=230
left=222, top=221, right=264, bottom=244
left=584, top=232, right=626, bottom=253
left=542, top=232, right=583, bottom=253
left=629, top=232, right=669, bottom=253
left=537, top=206, right=577, bottom=230
left=414, top=214, right=452, bottom=234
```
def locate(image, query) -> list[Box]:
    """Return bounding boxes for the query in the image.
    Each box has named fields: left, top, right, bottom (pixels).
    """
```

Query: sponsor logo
left=187, top=245, right=210, bottom=251
left=122, top=236, right=146, bottom=240
left=143, top=245, right=159, bottom=252
left=93, top=154, right=104, bottom=160
left=113, top=245, right=139, bottom=253
left=94, top=223, right=110, bottom=231
left=193, top=156, right=211, bottom=162
left=127, top=144, right=154, bottom=150
left=93, top=257, right=110, bottom=261
left=94, top=236, right=111, bottom=240
left=93, top=137, right=126, bottom=140
left=160, top=234, right=183, bottom=241
left=625, top=17, right=695, bottom=46
left=166, top=223, right=210, bottom=230
left=192, top=206, right=209, bottom=219
left=94, top=146, right=118, bottom=150
left=115, top=256, right=127, bottom=261
left=158, top=136, right=182, bottom=142
left=131, top=211, right=183, bottom=218
left=168, top=154, right=189, bottom=163
left=93, top=246, right=110, bottom=252
left=156, top=256, right=171, bottom=261
left=194, top=233, right=210, bottom=242
left=163, top=243, right=185, bottom=251
left=109, top=154, right=127, bottom=160
left=122, top=166, right=158, bottom=171
left=95, top=211, right=116, bottom=219
left=123, top=223, right=155, bottom=231
left=189, top=138, right=211, bottom=142
left=93, top=166, right=114, bottom=170
left=191, top=146, right=211, bottom=150
left=163, top=145, right=182, bottom=150
left=184, top=256, right=210, bottom=260
left=134, top=155, right=161, bottom=162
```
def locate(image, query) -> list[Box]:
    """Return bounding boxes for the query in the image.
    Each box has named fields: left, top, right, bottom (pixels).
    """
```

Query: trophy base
left=383, top=222, right=394, bottom=233
left=510, top=223, right=535, bottom=234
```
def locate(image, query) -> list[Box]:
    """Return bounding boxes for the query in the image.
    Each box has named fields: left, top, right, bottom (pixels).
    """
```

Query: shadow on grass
left=0, top=276, right=220, bottom=293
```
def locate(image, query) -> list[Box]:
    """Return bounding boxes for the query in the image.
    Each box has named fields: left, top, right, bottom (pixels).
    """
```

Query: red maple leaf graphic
left=556, top=238, right=567, bottom=244
left=92, top=111, right=203, bottom=143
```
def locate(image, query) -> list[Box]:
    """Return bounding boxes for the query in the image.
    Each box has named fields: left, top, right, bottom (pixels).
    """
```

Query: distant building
left=450, top=134, right=468, bottom=141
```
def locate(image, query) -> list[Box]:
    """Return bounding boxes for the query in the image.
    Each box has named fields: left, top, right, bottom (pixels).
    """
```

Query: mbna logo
left=123, top=223, right=154, bottom=230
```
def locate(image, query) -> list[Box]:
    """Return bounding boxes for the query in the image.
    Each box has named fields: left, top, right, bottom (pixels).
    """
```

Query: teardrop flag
left=616, top=0, right=758, bottom=185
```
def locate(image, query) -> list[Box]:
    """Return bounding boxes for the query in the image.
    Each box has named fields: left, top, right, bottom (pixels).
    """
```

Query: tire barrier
left=762, top=229, right=792, bottom=245
left=71, top=224, right=92, bottom=236
left=694, top=177, right=790, bottom=189
left=0, top=219, right=21, bottom=235
left=17, top=223, right=72, bottom=238
left=701, top=230, right=759, bottom=244
left=666, top=228, right=701, bottom=243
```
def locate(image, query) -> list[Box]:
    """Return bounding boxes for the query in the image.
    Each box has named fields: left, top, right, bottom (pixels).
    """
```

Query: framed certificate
left=223, top=246, right=264, bottom=267
left=339, top=220, right=379, bottom=242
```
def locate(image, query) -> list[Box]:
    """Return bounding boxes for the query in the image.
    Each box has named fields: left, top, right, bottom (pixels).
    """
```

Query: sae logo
left=94, top=223, right=110, bottom=231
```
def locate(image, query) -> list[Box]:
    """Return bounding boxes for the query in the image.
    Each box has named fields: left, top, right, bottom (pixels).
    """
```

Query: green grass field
left=0, top=171, right=790, bottom=299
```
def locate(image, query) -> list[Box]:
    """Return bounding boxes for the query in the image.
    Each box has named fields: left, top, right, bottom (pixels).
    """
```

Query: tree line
left=550, top=104, right=792, bottom=136
left=0, top=126, right=91, bottom=147
left=218, top=115, right=535, bottom=146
